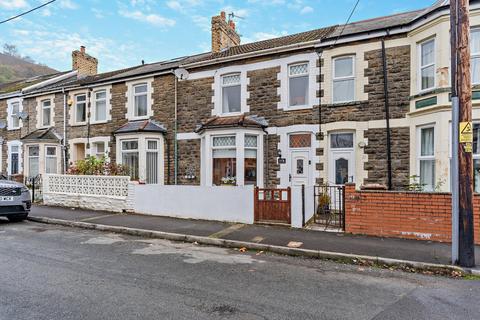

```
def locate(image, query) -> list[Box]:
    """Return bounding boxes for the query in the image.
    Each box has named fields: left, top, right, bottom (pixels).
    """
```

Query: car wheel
left=7, top=213, right=28, bottom=222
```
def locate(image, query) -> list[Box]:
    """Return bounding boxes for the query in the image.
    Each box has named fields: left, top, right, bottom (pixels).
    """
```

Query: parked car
left=0, top=175, right=31, bottom=222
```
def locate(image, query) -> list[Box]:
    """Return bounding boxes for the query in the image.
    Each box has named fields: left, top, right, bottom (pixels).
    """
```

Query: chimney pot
left=211, top=11, right=240, bottom=53
left=72, top=46, right=98, bottom=76
left=220, top=11, right=226, bottom=20
left=80, top=45, right=85, bottom=53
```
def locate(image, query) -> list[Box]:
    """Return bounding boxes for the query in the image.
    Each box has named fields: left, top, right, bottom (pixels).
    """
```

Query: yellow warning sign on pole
left=460, top=121, right=473, bottom=143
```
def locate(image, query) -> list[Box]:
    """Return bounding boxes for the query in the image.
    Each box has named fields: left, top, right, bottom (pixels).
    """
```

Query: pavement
left=1, top=221, right=479, bottom=320
left=28, top=205, right=480, bottom=267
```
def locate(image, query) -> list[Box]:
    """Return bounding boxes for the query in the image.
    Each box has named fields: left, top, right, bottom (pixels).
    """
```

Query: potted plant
left=317, top=193, right=331, bottom=215
left=220, top=176, right=236, bottom=186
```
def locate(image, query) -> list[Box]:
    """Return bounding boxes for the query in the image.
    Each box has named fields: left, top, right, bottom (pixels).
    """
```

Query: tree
left=3, top=43, right=19, bottom=57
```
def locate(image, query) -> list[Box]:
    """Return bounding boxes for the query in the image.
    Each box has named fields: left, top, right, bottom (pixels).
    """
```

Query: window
left=28, top=146, right=39, bottom=178
left=42, top=99, right=52, bottom=127
left=92, top=142, right=106, bottom=159
left=121, top=140, right=139, bottom=180
left=289, top=134, right=311, bottom=148
left=75, top=94, right=87, bottom=123
left=473, top=123, right=480, bottom=193
left=45, top=146, right=57, bottom=174
left=244, top=135, right=257, bottom=185
left=212, top=136, right=237, bottom=185
left=472, top=28, right=480, bottom=85
left=419, top=39, right=435, bottom=91
left=330, top=133, right=354, bottom=149
left=333, top=56, right=355, bottom=103
left=93, top=90, right=107, bottom=122
left=10, top=145, right=19, bottom=175
left=133, top=84, right=148, bottom=117
left=10, top=101, right=20, bottom=129
left=289, top=63, right=309, bottom=107
left=221, top=74, right=241, bottom=113
left=418, top=126, right=435, bottom=191
left=146, top=140, right=159, bottom=184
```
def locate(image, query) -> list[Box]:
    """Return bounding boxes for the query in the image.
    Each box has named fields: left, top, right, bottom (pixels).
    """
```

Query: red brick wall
left=344, top=184, right=480, bottom=244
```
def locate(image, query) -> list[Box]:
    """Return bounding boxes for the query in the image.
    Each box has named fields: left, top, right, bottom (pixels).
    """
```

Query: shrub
left=67, top=156, right=129, bottom=176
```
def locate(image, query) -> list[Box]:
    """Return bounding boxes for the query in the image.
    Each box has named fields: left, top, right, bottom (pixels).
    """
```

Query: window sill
left=7, top=127, right=21, bottom=131
left=215, top=112, right=244, bottom=117
left=71, top=122, right=87, bottom=127
left=90, top=120, right=109, bottom=125
left=324, top=100, right=367, bottom=108
left=128, top=116, right=150, bottom=121
left=282, top=104, right=312, bottom=111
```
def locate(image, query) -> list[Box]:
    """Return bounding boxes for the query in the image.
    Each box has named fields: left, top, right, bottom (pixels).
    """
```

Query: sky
left=0, top=0, right=435, bottom=73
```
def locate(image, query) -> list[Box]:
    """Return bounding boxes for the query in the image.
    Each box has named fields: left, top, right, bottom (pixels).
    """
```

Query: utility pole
left=450, top=0, right=475, bottom=268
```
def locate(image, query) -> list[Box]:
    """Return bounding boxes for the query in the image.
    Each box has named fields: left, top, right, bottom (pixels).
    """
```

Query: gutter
left=22, top=70, right=78, bottom=94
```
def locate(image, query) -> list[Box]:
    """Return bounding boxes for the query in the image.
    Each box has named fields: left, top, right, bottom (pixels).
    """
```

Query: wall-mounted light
left=358, top=141, right=367, bottom=149
left=277, top=149, right=282, bottom=158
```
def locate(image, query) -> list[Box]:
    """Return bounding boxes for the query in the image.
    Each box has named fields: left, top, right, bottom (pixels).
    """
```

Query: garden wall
left=344, top=183, right=480, bottom=244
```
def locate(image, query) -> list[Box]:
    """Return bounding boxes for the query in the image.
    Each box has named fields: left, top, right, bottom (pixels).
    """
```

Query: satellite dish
left=0, top=120, right=6, bottom=129
left=174, top=68, right=189, bottom=80
left=18, top=111, right=29, bottom=120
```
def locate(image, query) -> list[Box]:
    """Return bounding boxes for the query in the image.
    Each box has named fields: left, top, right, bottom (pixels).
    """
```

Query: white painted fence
left=133, top=184, right=254, bottom=224
left=43, top=174, right=131, bottom=213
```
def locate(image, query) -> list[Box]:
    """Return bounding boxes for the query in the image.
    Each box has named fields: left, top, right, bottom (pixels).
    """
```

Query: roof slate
left=195, top=115, right=268, bottom=133
left=21, top=127, right=62, bottom=142
left=0, top=71, right=69, bottom=95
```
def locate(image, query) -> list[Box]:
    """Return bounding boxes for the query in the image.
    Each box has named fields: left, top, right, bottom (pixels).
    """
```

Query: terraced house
left=0, top=0, right=479, bottom=192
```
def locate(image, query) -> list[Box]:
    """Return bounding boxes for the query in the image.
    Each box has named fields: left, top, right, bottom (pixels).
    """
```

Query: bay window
left=45, top=146, right=57, bottom=174
left=75, top=94, right=87, bottom=123
left=93, top=90, right=107, bottom=122
left=288, top=63, right=309, bottom=107
left=221, top=74, right=241, bottom=113
left=212, top=136, right=237, bottom=185
left=472, top=28, right=479, bottom=85
left=28, top=145, right=40, bottom=178
left=418, top=126, right=435, bottom=191
left=134, top=84, right=148, bottom=117
left=42, top=99, right=52, bottom=127
left=121, top=140, right=139, bottom=180
left=333, top=56, right=355, bottom=103
left=244, top=135, right=258, bottom=185
left=419, top=39, right=435, bottom=91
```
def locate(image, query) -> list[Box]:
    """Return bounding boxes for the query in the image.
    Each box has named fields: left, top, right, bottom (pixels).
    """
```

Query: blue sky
left=0, top=0, right=434, bottom=73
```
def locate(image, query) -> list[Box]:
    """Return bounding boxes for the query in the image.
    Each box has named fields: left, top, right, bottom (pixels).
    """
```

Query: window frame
left=28, top=145, right=40, bottom=178
left=133, top=83, right=148, bottom=118
left=418, top=38, right=436, bottom=92
left=332, top=55, right=356, bottom=104
left=120, top=139, right=140, bottom=180
left=471, top=27, right=480, bottom=85
left=74, top=93, right=87, bottom=124
left=92, top=141, right=106, bottom=159
left=8, top=142, right=21, bottom=176
left=288, top=62, right=309, bottom=108
left=41, top=99, right=52, bottom=127
left=145, top=139, right=160, bottom=184
left=220, top=73, right=242, bottom=115
left=7, top=98, right=22, bottom=130
left=417, top=124, right=436, bottom=191
left=92, top=89, right=108, bottom=123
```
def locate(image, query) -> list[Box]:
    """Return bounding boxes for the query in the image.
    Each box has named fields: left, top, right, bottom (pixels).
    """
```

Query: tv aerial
left=18, top=111, right=29, bottom=120
left=0, top=120, right=6, bottom=129
left=228, top=12, right=244, bottom=21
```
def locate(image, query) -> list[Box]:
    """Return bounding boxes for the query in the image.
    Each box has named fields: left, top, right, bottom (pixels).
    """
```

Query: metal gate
left=24, top=174, right=42, bottom=202
left=254, top=187, right=291, bottom=224
left=314, top=185, right=345, bottom=230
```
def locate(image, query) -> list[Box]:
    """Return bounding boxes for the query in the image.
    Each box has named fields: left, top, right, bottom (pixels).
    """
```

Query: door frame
left=286, top=132, right=314, bottom=187
left=328, top=131, right=356, bottom=185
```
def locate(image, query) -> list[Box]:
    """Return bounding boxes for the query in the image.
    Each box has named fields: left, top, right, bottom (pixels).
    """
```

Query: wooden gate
left=254, top=187, right=291, bottom=224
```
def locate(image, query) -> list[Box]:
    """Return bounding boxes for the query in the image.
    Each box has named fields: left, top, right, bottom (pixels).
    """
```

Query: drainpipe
left=381, top=37, right=393, bottom=190
left=316, top=49, right=324, bottom=185
left=62, top=88, right=68, bottom=173
left=174, top=75, right=178, bottom=185
left=86, top=89, right=92, bottom=151
left=263, top=127, right=269, bottom=187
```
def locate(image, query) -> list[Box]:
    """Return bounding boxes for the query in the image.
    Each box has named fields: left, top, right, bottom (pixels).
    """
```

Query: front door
left=328, top=132, right=355, bottom=185
left=290, top=150, right=309, bottom=186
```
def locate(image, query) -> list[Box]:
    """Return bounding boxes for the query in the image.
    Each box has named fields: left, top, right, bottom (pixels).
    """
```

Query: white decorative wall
left=43, top=174, right=131, bottom=212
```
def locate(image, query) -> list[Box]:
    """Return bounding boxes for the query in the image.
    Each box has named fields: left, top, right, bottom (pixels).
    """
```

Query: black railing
left=314, top=185, right=345, bottom=230
left=24, top=174, right=42, bottom=202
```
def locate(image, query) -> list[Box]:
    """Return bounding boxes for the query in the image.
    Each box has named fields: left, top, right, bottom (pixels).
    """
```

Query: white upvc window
left=41, top=99, right=52, bottom=127
left=45, top=146, right=58, bottom=174
left=221, top=73, right=241, bottom=114
left=133, top=83, right=148, bottom=118
left=419, top=38, right=436, bottom=91
left=146, top=139, right=160, bottom=184
left=121, top=140, right=140, bottom=180
left=92, top=90, right=107, bottom=122
left=418, top=125, right=435, bottom=191
left=332, top=56, right=355, bottom=103
left=288, top=62, right=309, bottom=107
left=472, top=28, right=480, bottom=85
left=92, top=141, right=106, bottom=159
left=7, top=98, right=22, bottom=130
left=74, top=93, right=87, bottom=124
left=244, top=134, right=258, bottom=185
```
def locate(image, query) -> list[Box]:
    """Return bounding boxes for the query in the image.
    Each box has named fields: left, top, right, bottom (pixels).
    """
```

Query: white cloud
left=59, top=0, right=78, bottom=10
left=300, top=6, right=313, bottom=14
left=119, top=9, right=176, bottom=27
left=247, top=0, right=285, bottom=4
left=242, top=30, right=288, bottom=43
left=91, top=7, right=104, bottom=19
left=41, top=8, right=51, bottom=16
left=192, top=15, right=209, bottom=32
left=166, top=1, right=182, bottom=11
left=0, top=0, right=28, bottom=9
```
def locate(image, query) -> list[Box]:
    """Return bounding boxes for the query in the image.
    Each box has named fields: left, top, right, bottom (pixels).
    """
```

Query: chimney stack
left=72, top=46, right=98, bottom=76
left=211, top=11, right=241, bottom=53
